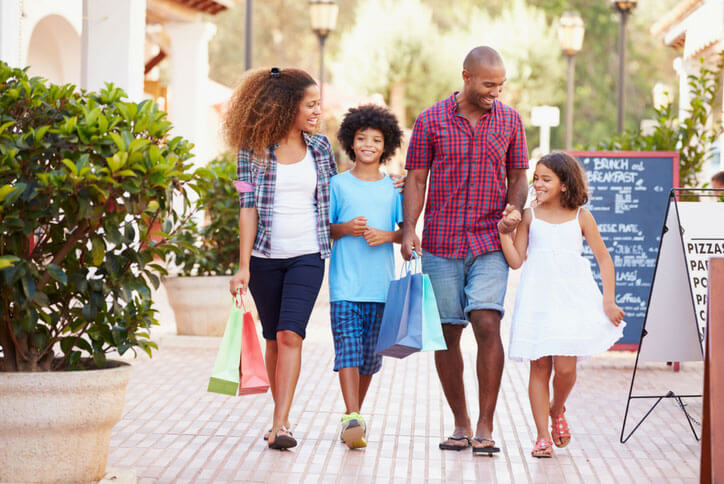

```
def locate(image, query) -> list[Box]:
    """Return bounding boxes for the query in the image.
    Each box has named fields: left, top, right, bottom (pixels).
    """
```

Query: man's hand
left=363, top=227, right=390, bottom=247
left=498, top=204, right=521, bottom=234
left=401, top=230, right=421, bottom=260
left=345, top=216, right=368, bottom=237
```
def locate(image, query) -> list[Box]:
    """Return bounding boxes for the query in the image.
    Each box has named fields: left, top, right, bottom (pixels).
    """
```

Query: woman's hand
left=604, top=300, right=625, bottom=326
left=229, top=266, right=250, bottom=296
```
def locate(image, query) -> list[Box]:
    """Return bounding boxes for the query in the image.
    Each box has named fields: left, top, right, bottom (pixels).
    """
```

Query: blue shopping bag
left=376, top=253, right=447, bottom=358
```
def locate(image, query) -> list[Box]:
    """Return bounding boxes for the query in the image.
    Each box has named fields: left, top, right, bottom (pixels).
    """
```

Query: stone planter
left=164, top=275, right=235, bottom=336
left=0, top=361, right=131, bottom=484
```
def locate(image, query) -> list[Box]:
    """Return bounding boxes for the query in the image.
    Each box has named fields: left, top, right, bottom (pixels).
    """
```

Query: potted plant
left=164, top=153, right=241, bottom=336
left=0, top=62, right=198, bottom=483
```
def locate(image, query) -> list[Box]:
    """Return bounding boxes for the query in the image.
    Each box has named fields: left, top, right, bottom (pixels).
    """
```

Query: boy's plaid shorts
left=330, top=301, right=385, bottom=375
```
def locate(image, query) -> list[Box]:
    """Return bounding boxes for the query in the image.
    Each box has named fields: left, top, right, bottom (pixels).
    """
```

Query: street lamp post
left=245, top=0, right=252, bottom=70
left=612, top=0, right=637, bottom=133
left=309, top=0, right=338, bottom=104
left=557, top=11, right=585, bottom=150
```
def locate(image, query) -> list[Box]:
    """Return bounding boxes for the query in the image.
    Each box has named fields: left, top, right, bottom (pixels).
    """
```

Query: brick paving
left=107, top=269, right=703, bottom=483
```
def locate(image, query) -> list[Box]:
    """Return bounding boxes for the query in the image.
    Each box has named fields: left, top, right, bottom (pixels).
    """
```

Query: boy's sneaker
left=340, top=412, right=367, bottom=449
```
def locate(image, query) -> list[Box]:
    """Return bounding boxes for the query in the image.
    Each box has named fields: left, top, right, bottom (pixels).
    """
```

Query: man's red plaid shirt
left=405, top=94, right=529, bottom=259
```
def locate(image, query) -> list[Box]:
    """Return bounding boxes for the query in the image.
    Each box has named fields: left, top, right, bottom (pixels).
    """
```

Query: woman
left=225, top=67, right=335, bottom=450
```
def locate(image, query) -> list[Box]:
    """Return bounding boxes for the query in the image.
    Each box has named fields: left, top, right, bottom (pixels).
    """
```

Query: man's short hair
left=711, top=170, right=724, bottom=186
left=463, top=46, right=504, bottom=72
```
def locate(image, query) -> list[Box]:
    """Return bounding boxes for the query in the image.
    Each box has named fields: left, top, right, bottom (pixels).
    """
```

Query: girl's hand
left=498, top=204, right=521, bottom=234
left=391, top=174, right=406, bottom=193
left=363, top=227, right=390, bottom=247
left=604, top=301, right=625, bottom=326
left=229, top=266, right=250, bottom=296
left=346, top=216, right=368, bottom=237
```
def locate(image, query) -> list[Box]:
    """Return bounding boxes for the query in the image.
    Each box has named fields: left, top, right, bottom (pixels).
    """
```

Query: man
left=401, top=46, right=528, bottom=455
left=712, top=171, right=724, bottom=191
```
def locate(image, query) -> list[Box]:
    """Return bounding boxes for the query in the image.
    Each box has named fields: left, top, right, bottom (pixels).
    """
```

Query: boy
left=329, top=104, right=404, bottom=449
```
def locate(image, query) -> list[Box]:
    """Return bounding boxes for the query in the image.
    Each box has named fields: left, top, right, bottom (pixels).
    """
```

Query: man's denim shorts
left=421, top=249, right=509, bottom=326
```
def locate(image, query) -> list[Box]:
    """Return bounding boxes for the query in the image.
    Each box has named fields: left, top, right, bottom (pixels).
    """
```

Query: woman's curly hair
left=337, top=104, right=403, bottom=164
left=537, top=152, right=589, bottom=209
left=223, top=67, right=317, bottom=159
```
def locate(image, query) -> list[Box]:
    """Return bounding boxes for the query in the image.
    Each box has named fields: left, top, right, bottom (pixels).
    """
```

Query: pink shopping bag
left=238, top=302, right=270, bottom=395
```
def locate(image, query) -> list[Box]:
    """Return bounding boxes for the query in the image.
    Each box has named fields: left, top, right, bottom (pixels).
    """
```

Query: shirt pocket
left=487, top=132, right=510, bottom=165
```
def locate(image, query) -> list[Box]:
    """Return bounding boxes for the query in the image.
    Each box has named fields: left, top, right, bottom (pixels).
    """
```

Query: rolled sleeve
left=236, top=149, right=256, bottom=208
left=405, top=113, right=434, bottom=171
left=506, top=112, right=529, bottom=170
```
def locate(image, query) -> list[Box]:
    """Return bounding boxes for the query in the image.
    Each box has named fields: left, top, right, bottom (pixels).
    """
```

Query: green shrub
left=594, top=54, right=723, bottom=188
left=168, top=153, right=239, bottom=276
left=0, top=62, right=201, bottom=371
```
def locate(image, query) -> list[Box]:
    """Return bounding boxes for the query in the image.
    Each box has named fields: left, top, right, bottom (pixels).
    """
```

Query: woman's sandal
left=550, top=406, right=571, bottom=448
left=263, top=428, right=272, bottom=441
left=531, top=438, right=553, bottom=458
left=268, top=427, right=297, bottom=450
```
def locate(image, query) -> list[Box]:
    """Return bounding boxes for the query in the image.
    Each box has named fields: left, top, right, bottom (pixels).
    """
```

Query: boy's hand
left=391, top=174, right=406, bottom=193
left=345, top=216, right=368, bottom=237
left=604, top=301, right=625, bottom=326
left=363, top=227, right=390, bottom=247
left=499, top=204, right=521, bottom=234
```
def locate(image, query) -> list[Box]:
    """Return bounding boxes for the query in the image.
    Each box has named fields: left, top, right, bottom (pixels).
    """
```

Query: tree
left=331, top=0, right=564, bottom=133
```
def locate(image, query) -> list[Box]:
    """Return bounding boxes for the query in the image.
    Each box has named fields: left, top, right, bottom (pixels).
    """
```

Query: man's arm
left=401, top=168, right=428, bottom=259
left=499, top=168, right=528, bottom=233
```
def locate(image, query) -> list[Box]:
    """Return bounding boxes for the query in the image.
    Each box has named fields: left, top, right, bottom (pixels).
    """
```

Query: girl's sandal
left=531, top=438, right=553, bottom=458
left=550, top=406, right=571, bottom=448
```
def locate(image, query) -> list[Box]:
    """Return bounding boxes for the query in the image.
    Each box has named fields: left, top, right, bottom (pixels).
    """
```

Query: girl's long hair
left=537, top=152, right=589, bottom=209
left=223, top=67, right=317, bottom=160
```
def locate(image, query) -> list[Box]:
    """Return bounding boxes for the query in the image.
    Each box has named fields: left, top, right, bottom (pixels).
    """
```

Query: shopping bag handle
left=399, top=251, right=421, bottom=277
left=234, top=289, right=247, bottom=310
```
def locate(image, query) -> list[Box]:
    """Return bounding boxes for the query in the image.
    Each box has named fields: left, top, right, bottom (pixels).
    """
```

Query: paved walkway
left=107, top=270, right=703, bottom=483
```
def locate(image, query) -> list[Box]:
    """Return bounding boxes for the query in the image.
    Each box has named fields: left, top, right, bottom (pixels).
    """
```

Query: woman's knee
left=276, top=329, right=303, bottom=349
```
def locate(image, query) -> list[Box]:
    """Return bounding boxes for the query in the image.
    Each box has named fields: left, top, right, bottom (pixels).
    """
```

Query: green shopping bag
left=207, top=296, right=244, bottom=395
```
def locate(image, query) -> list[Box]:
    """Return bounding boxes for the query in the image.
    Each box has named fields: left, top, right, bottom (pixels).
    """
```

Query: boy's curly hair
left=337, top=104, right=403, bottom=164
left=537, top=152, right=589, bottom=209
left=223, top=67, right=317, bottom=159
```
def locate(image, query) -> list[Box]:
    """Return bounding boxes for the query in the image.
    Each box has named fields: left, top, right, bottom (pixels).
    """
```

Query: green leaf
left=108, top=132, right=126, bottom=152
left=0, top=255, right=20, bottom=269
left=33, top=290, right=50, bottom=307
left=62, top=158, right=78, bottom=177
left=0, top=184, right=19, bottom=203
left=47, top=264, right=67, bottom=285
left=91, top=236, right=105, bottom=266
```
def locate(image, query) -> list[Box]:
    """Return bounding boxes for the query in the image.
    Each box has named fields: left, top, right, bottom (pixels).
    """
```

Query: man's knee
left=469, top=310, right=501, bottom=340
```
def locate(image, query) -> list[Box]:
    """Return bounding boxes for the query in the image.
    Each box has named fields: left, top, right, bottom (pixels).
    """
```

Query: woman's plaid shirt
left=405, top=94, right=528, bottom=258
left=236, top=133, right=337, bottom=259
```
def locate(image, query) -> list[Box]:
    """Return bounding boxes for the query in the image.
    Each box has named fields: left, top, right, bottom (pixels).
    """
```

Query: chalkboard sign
left=568, top=151, right=679, bottom=347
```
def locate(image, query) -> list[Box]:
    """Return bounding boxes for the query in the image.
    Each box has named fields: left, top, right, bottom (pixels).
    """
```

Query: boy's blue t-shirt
left=329, top=170, right=403, bottom=303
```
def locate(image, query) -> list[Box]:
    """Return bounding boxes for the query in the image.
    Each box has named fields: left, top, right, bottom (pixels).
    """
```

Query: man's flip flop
left=438, top=435, right=471, bottom=451
left=472, top=437, right=500, bottom=456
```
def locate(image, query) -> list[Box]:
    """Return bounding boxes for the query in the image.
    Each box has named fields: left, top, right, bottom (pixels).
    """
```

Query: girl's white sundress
left=508, top=207, right=625, bottom=361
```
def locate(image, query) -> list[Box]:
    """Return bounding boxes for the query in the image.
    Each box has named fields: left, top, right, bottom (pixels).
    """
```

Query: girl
left=225, top=67, right=335, bottom=450
left=498, top=152, right=625, bottom=458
